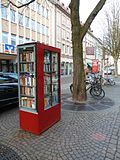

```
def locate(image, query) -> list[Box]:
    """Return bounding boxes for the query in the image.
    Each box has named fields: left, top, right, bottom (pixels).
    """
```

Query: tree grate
left=0, top=144, right=22, bottom=160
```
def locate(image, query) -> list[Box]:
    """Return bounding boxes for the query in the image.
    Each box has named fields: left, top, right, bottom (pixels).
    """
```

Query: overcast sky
left=60, top=0, right=113, bottom=38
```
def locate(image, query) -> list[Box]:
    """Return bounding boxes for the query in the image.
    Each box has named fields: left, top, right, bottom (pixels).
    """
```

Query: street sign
left=86, top=47, right=94, bottom=55
left=5, top=44, right=15, bottom=52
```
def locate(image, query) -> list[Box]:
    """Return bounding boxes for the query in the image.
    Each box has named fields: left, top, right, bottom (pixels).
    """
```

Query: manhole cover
left=0, top=143, right=22, bottom=160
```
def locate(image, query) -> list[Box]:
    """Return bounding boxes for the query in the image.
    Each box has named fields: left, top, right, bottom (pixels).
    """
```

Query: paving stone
left=0, top=82, right=120, bottom=160
left=105, top=158, right=112, bottom=160
left=115, top=152, right=120, bottom=159
left=106, top=152, right=115, bottom=159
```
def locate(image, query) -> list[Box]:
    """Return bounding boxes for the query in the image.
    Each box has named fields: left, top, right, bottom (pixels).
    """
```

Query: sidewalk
left=0, top=77, right=120, bottom=160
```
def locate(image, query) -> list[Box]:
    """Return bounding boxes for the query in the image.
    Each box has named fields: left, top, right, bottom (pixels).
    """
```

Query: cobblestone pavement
left=0, top=78, right=120, bottom=160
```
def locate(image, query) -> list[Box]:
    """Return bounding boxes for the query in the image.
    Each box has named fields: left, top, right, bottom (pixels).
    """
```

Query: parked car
left=0, top=73, right=18, bottom=108
left=1, top=72, right=18, bottom=82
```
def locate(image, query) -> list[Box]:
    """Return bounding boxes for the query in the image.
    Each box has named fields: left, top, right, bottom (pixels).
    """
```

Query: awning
left=0, top=53, right=17, bottom=60
left=87, top=63, right=92, bottom=69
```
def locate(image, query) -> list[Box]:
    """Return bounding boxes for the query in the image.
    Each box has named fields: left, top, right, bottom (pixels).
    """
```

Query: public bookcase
left=17, top=42, right=61, bottom=135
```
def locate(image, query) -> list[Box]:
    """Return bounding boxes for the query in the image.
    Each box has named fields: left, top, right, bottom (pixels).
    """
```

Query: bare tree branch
left=8, top=0, right=35, bottom=8
left=81, top=0, right=107, bottom=39
left=103, top=1, right=120, bottom=76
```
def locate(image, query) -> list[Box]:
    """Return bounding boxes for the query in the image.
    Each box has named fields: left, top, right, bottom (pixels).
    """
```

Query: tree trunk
left=70, top=0, right=87, bottom=102
left=69, top=0, right=107, bottom=102
left=114, top=59, right=118, bottom=77
left=72, top=41, right=87, bottom=101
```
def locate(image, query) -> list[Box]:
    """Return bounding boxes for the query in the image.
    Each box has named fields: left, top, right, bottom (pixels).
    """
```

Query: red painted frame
left=18, top=42, right=61, bottom=135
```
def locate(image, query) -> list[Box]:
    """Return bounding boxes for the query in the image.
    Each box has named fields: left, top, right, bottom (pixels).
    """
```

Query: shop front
left=0, top=53, right=17, bottom=72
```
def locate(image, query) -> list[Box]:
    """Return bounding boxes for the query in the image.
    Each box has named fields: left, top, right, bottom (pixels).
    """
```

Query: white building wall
left=118, top=59, right=120, bottom=75
left=83, top=31, right=103, bottom=72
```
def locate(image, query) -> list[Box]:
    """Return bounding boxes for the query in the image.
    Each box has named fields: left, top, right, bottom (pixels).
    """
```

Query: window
left=62, top=29, right=65, bottom=39
left=26, top=38, right=30, bottom=42
left=46, top=9, right=49, bottom=19
left=1, top=5, right=7, bottom=19
left=37, top=22, right=41, bottom=33
left=2, top=32, right=8, bottom=44
left=37, top=3, right=41, bottom=14
left=31, top=2, right=35, bottom=11
left=42, top=6, right=45, bottom=17
left=44, top=9, right=49, bottom=19
left=11, top=34, right=16, bottom=46
left=18, top=13, right=23, bottom=26
left=42, top=24, right=45, bottom=34
left=65, top=45, right=69, bottom=54
left=10, top=9, right=16, bottom=22
left=57, top=26, right=61, bottom=41
left=57, top=12, right=61, bottom=26
left=19, top=37, right=23, bottom=44
left=66, top=31, right=70, bottom=40
left=62, top=15, right=66, bottom=25
left=25, top=16, right=29, bottom=28
left=31, top=19, right=35, bottom=31
left=62, top=44, right=65, bottom=53
left=57, top=42, right=61, bottom=49
left=46, top=26, right=49, bottom=36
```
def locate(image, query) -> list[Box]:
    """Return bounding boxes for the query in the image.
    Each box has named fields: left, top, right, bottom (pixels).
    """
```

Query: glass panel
left=51, top=53, right=59, bottom=105
left=18, top=45, right=36, bottom=112
left=44, top=51, right=52, bottom=109
left=44, top=50, right=59, bottom=110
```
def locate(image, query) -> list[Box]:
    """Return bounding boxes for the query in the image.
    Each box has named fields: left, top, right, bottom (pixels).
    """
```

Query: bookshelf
left=44, top=51, right=59, bottom=109
left=17, top=42, right=61, bottom=135
left=18, top=45, right=36, bottom=112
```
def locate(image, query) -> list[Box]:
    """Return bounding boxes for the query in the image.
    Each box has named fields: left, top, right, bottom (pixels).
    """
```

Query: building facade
left=0, top=0, right=54, bottom=72
left=83, top=30, right=103, bottom=72
left=54, top=1, right=73, bottom=75
left=0, top=0, right=103, bottom=75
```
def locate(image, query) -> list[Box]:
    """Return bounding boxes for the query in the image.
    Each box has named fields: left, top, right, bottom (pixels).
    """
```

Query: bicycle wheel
left=70, top=83, right=73, bottom=93
left=90, top=85, right=102, bottom=96
left=109, top=79, right=115, bottom=85
left=90, top=88, right=105, bottom=99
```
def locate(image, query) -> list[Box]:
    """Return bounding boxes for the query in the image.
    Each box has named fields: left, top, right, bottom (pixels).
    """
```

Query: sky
left=59, top=0, right=113, bottom=38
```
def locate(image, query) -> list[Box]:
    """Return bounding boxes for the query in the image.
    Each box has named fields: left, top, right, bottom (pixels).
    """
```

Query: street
left=0, top=75, right=120, bottom=160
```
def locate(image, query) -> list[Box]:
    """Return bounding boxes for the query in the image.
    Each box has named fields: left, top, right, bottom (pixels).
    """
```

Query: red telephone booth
left=17, top=42, right=61, bottom=135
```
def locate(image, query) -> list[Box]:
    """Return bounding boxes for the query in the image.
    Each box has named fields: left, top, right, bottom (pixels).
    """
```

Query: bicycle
left=102, top=77, right=115, bottom=86
left=70, top=76, right=105, bottom=100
